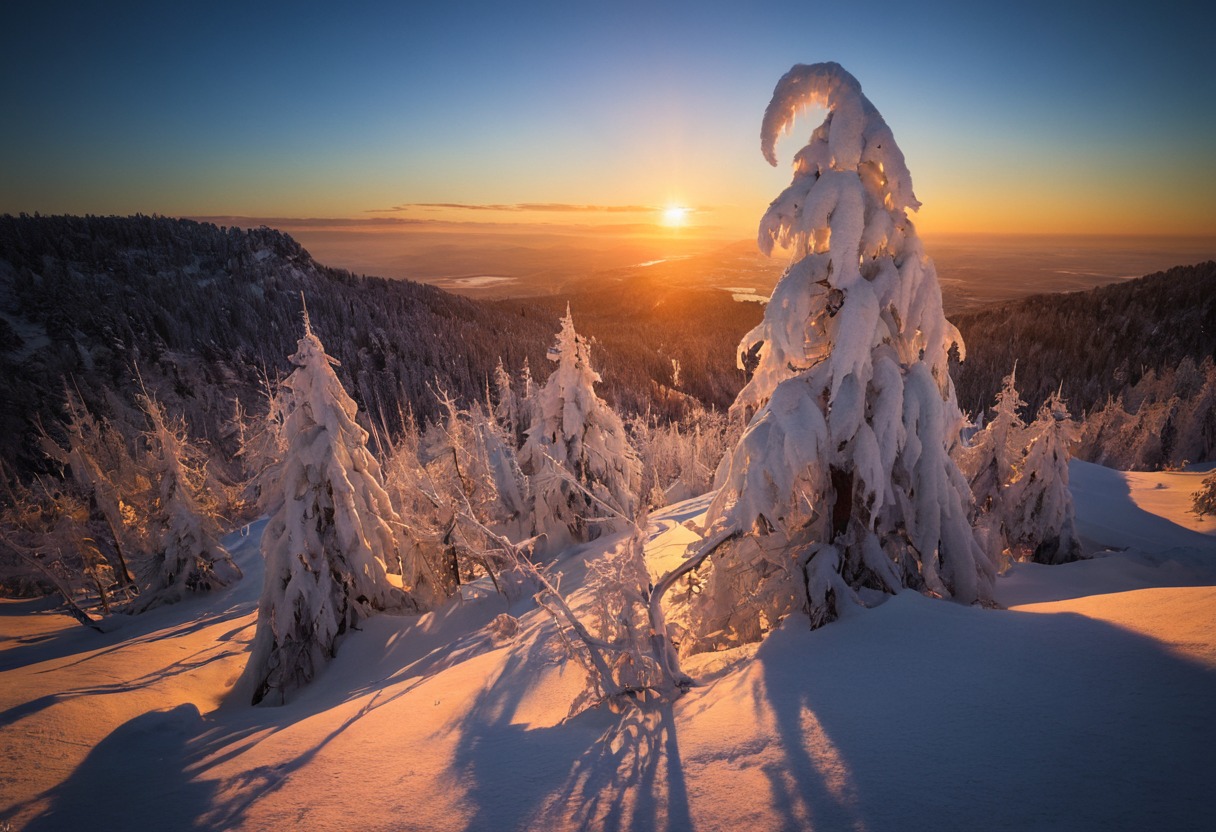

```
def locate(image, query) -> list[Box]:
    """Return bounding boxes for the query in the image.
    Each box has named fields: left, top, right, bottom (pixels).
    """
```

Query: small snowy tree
left=242, top=308, right=433, bottom=705
left=1192, top=471, right=1216, bottom=518
left=956, top=367, right=1028, bottom=564
left=520, top=308, right=640, bottom=551
left=689, top=63, right=992, bottom=643
left=1007, top=391, right=1083, bottom=564
left=423, top=390, right=529, bottom=543
left=41, top=386, right=139, bottom=592
left=128, top=392, right=241, bottom=613
left=492, top=358, right=527, bottom=450
left=0, top=470, right=112, bottom=625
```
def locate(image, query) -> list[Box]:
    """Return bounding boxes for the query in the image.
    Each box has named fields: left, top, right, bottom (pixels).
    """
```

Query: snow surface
left=2, top=464, right=1215, bottom=831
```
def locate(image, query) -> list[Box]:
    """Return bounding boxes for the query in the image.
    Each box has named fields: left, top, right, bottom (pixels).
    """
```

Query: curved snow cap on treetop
left=761, top=62, right=861, bottom=167
left=760, top=62, right=919, bottom=210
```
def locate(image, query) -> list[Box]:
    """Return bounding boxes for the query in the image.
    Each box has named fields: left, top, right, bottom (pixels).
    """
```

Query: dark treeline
left=0, top=214, right=552, bottom=474
left=3, top=215, right=1213, bottom=485
left=0, top=215, right=758, bottom=482
left=954, top=261, right=1216, bottom=417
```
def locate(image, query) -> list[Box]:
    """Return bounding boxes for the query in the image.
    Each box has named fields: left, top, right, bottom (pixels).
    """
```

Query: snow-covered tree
left=41, top=386, right=139, bottom=592
left=1007, top=392, right=1083, bottom=564
left=1192, top=471, right=1216, bottom=518
left=690, top=63, right=992, bottom=642
left=956, top=367, right=1028, bottom=564
left=520, top=308, right=640, bottom=551
left=631, top=408, right=735, bottom=509
left=492, top=358, right=525, bottom=449
left=242, top=308, right=433, bottom=706
left=423, top=390, right=530, bottom=544
left=0, top=469, right=112, bottom=624
left=128, top=392, right=241, bottom=613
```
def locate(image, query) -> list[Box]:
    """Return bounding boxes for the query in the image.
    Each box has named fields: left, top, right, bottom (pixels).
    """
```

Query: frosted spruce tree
left=957, top=367, right=1028, bottom=565
left=243, top=307, right=434, bottom=705
left=492, top=358, right=526, bottom=450
left=692, top=63, right=992, bottom=641
left=1193, top=471, right=1216, bottom=518
left=520, top=308, right=640, bottom=552
left=130, top=392, right=241, bottom=613
left=1007, top=391, right=1082, bottom=564
left=42, top=387, right=138, bottom=592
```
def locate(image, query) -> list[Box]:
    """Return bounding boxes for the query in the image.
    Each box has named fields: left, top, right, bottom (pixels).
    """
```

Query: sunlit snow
left=1, top=462, right=1214, bottom=831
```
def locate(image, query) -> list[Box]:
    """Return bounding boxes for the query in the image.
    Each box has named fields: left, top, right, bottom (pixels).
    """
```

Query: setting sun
left=661, top=204, right=691, bottom=227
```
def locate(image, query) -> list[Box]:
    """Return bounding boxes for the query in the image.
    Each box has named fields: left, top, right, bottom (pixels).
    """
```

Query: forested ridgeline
left=955, top=261, right=1216, bottom=469
left=3, top=215, right=1213, bottom=482
left=0, top=215, right=756, bottom=481
left=0, top=215, right=547, bottom=471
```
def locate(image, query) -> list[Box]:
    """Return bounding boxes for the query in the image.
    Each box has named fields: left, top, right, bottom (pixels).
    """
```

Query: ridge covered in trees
left=954, top=260, right=1216, bottom=416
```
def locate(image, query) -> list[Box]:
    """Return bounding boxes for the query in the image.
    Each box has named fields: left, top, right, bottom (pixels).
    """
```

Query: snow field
left=2, top=462, right=1214, bottom=831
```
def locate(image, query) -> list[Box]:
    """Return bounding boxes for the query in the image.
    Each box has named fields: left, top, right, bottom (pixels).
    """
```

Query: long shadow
left=755, top=594, right=1216, bottom=831
left=0, top=649, right=233, bottom=730
left=0, top=596, right=252, bottom=675
left=550, top=701, right=694, bottom=832
left=3, top=591, right=510, bottom=831
left=1070, top=460, right=1216, bottom=555
left=15, top=704, right=216, bottom=832
left=452, top=624, right=694, bottom=832
left=0, top=629, right=248, bottom=730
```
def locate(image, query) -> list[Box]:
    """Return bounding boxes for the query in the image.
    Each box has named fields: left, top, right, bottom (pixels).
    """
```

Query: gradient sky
left=3, top=0, right=1214, bottom=237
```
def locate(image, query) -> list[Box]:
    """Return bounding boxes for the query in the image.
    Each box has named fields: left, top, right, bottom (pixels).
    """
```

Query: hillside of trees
left=954, top=261, right=1216, bottom=469
left=954, top=261, right=1216, bottom=416
left=0, top=215, right=760, bottom=482
left=3, top=216, right=1213, bottom=486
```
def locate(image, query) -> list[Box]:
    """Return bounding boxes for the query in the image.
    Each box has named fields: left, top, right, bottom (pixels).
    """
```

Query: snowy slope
left=2, top=464, right=1215, bottom=831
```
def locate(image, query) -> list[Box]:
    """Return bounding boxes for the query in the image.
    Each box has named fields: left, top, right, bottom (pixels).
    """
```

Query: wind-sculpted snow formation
left=695, top=62, right=991, bottom=642
left=242, top=310, right=432, bottom=705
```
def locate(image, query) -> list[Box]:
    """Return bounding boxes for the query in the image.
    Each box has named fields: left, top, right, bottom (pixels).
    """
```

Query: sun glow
left=661, top=205, right=691, bottom=227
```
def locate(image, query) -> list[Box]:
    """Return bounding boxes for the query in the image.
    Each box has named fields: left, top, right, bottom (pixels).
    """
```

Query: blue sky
left=3, top=0, right=1213, bottom=234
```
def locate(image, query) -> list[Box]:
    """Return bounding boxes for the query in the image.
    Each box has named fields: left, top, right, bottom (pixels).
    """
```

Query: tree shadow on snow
left=12, top=704, right=216, bottom=832
left=450, top=628, right=693, bottom=832
left=4, top=593, right=510, bottom=831
left=754, top=594, right=1216, bottom=832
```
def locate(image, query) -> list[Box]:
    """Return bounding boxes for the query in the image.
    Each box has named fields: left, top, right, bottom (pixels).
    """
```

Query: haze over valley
left=195, top=216, right=1216, bottom=312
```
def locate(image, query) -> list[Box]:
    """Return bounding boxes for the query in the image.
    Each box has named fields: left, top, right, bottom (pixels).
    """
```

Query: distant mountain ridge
left=0, top=214, right=558, bottom=474
left=2, top=215, right=1212, bottom=483
left=954, top=260, right=1216, bottom=416
left=0, top=215, right=756, bottom=481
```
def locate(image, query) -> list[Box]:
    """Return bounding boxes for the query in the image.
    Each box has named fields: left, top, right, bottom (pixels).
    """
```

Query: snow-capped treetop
left=736, top=62, right=960, bottom=419
left=759, top=62, right=918, bottom=254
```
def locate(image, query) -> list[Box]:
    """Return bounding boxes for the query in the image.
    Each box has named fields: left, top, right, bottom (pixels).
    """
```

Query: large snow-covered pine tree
left=693, top=62, right=992, bottom=641
left=243, top=309, right=433, bottom=705
left=520, top=308, right=640, bottom=551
